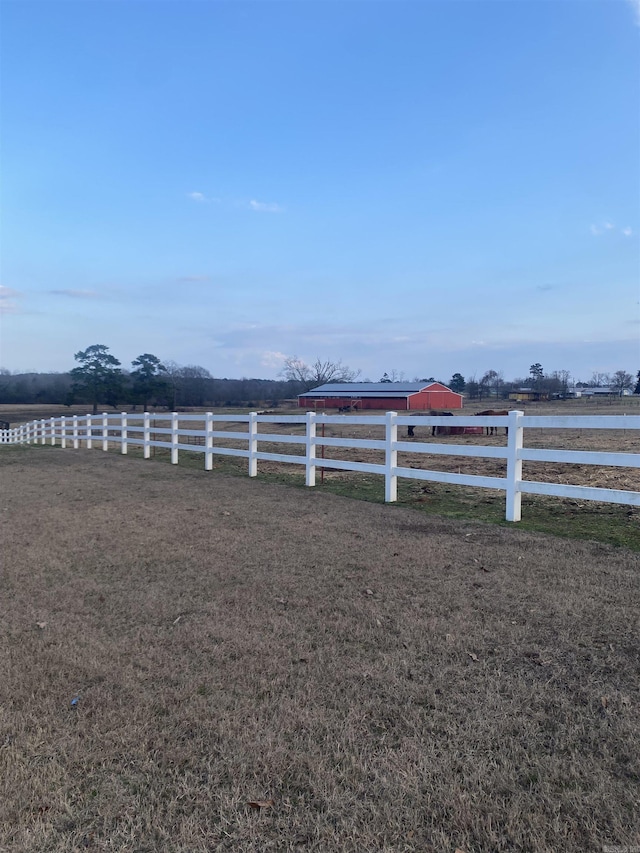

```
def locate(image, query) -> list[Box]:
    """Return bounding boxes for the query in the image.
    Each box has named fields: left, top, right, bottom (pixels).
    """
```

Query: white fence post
left=248, top=412, right=258, bottom=477
left=121, top=412, right=128, bottom=455
left=385, top=411, right=398, bottom=502
left=72, top=416, right=79, bottom=449
left=306, top=411, right=317, bottom=487
left=60, top=416, right=66, bottom=448
left=50, top=417, right=56, bottom=446
left=143, top=412, right=151, bottom=459
left=102, top=413, right=109, bottom=451
left=171, top=413, right=179, bottom=464
left=86, top=414, right=93, bottom=449
left=505, top=410, right=524, bottom=522
left=205, top=412, right=214, bottom=470
left=40, top=418, right=47, bottom=446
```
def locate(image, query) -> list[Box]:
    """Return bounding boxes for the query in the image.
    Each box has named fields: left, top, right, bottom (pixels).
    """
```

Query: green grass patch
left=146, top=446, right=640, bottom=551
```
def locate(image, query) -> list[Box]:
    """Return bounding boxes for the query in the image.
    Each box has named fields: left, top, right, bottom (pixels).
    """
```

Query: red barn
left=298, top=382, right=463, bottom=411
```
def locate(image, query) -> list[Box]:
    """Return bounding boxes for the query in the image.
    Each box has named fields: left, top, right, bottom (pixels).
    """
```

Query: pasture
left=1, top=446, right=639, bottom=852
left=3, top=398, right=640, bottom=548
left=3, top=399, right=640, bottom=548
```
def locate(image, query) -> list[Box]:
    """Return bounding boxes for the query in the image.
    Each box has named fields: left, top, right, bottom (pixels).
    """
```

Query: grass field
left=3, top=399, right=640, bottom=550
left=1, top=446, right=639, bottom=851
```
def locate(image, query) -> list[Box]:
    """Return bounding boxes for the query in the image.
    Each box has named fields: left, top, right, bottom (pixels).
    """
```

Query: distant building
left=508, top=388, right=550, bottom=402
left=298, top=382, right=464, bottom=411
left=573, top=387, right=631, bottom=398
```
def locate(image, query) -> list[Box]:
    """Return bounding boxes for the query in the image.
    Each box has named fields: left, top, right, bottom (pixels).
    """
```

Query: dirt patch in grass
left=1, top=446, right=639, bottom=852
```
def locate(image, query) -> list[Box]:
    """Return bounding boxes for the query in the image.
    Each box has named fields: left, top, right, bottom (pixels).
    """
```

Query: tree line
left=1, top=346, right=639, bottom=409
left=0, top=346, right=301, bottom=411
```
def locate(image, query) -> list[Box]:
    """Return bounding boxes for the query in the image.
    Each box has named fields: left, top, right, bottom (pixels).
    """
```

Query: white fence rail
left=2, top=410, right=639, bottom=522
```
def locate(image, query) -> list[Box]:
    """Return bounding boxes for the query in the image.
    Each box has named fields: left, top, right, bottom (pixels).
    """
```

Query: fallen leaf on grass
left=601, top=696, right=609, bottom=709
left=247, top=799, right=274, bottom=810
left=364, top=588, right=374, bottom=596
left=172, top=615, right=182, bottom=625
left=467, top=652, right=479, bottom=662
left=36, top=622, right=47, bottom=629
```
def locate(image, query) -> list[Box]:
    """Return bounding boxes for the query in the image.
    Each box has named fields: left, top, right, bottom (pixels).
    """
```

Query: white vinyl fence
left=2, top=410, right=640, bottom=522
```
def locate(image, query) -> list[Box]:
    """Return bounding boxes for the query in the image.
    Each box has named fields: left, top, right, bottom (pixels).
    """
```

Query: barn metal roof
left=299, top=382, right=442, bottom=398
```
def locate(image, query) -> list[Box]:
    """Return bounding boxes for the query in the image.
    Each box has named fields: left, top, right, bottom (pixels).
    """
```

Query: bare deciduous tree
left=610, top=370, right=634, bottom=394
left=281, top=356, right=360, bottom=391
left=379, top=369, right=405, bottom=383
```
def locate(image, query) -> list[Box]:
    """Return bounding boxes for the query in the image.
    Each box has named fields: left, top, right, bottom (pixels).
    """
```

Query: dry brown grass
left=3, top=398, right=639, bottom=492
left=1, top=445, right=639, bottom=852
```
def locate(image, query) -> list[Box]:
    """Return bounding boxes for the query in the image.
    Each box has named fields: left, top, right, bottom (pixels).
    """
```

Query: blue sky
left=1, top=0, right=639, bottom=383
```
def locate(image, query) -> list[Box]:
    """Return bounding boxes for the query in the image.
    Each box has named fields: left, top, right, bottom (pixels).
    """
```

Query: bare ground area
left=1, top=446, right=639, bottom=852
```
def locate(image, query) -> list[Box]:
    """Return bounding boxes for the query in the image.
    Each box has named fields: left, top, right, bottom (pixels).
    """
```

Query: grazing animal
left=407, top=410, right=453, bottom=437
left=475, top=409, right=509, bottom=435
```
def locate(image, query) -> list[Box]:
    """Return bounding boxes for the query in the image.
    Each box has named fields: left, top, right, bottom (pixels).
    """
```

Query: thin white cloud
left=50, top=289, right=99, bottom=298
left=0, top=285, right=21, bottom=314
left=186, top=191, right=221, bottom=204
left=590, top=221, right=632, bottom=237
left=248, top=199, right=284, bottom=213
left=260, top=350, right=288, bottom=368
left=178, top=275, right=212, bottom=283
left=628, top=0, right=640, bottom=25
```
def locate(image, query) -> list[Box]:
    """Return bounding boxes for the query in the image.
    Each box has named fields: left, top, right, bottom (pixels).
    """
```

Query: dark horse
left=475, top=409, right=509, bottom=435
left=407, top=410, right=453, bottom=437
